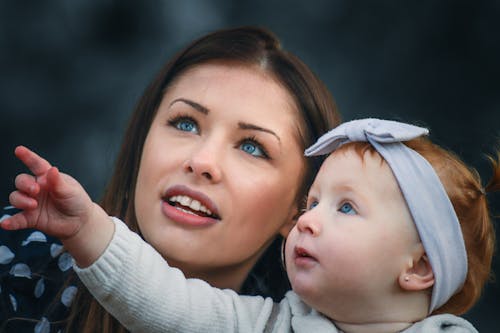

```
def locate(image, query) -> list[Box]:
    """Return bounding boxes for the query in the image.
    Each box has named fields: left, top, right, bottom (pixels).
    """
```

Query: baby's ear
left=399, top=244, right=435, bottom=291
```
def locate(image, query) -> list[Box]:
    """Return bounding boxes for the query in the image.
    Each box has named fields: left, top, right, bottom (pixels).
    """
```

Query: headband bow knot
left=305, top=118, right=429, bottom=155
left=305, top=118, right=467, bottom=313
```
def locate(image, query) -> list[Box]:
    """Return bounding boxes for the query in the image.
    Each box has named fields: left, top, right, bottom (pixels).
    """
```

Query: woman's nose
left=296, top=210, right=321, bottom=236
left=183, top=140, right=223, bottom=182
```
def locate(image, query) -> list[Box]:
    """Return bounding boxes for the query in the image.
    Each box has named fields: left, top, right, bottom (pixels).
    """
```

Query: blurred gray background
left=1, top=0, right=498, bottom=330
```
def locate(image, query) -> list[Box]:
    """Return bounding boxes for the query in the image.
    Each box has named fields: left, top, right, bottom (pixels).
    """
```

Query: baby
left=2, top=119, right=497, bottom=332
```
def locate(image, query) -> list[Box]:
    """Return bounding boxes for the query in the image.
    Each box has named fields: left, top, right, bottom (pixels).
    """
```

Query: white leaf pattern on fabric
left=1, top=206, right=74, bottom=327
left=34, top=317, right=50, bottom=333
left=22, top=231, right=47, bottom=246
left=61, top=285, right=78, bottom=307
left=57, top=252, right=73, bottom=271
left=9, top=293, right=17, bottom=311
left=0, top=245, right=15, bottom=264
left=34, top=278, right=45, bottom=298
left=9, top=263, right=32, bottom=278
left=50, top=243, right=64, bottom=258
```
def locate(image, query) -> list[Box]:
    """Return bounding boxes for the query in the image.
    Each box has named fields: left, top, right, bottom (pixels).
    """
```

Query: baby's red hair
left=338, top=138, right=498, bottom=315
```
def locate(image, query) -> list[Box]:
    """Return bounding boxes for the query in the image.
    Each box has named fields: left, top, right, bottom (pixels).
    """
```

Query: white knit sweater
left=75, top=218, right=478, bottom=333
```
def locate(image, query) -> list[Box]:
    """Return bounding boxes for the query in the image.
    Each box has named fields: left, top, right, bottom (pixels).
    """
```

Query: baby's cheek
left=283, top=230, right=297, bottom=269
left=325, top=245, right=385, bottom=295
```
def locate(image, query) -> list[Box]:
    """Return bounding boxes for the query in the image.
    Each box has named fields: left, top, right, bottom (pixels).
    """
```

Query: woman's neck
left=166, top=239, right=271, bottom=292
left=169, top=254, right=261, bottom=292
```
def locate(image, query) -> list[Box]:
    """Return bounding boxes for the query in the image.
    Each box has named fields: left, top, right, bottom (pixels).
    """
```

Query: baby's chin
left=291, top=284, right=366, bottom=323
left=288, top=274, right=317, bottom=299
left=290, top=281, right=326, bottom=312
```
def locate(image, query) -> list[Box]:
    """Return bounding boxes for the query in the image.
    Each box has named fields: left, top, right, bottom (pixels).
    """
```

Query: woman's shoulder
left=1, top=206, right=78, bottom=332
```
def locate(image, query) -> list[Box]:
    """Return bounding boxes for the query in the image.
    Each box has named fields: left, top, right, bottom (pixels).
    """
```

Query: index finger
left=14, top=146, right=53, bottom=177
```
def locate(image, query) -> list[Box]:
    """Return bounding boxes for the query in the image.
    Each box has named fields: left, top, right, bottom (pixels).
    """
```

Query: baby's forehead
left=317, top=146, right=401, bottom=193
left=323, top=144, right=386, bottom=171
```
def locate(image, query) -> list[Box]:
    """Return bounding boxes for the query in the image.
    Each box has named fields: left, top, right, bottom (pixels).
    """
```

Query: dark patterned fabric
left=0, top=206, right=77, bottom=333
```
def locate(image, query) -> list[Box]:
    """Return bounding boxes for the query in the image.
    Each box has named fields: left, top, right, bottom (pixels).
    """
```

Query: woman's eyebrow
left=238, top=122, right=281, bottom=143
left=169, top=98, right=209, bottom=114
left=168, top=99, right=280, bottom=143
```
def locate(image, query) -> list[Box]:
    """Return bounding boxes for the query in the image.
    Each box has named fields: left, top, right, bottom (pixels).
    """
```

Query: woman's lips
left=161, top=185, right=221, bottom=227
left=162, top=201, right=218, bottom=227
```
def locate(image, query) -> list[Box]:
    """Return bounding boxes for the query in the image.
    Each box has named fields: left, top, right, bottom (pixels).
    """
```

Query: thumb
left=46, top=166, right=72, bottom=200
left=46, top=166, right=92, bottom=217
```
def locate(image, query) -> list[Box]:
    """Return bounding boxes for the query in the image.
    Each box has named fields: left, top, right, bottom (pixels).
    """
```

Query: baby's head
left=285, top=119, right=495, bottom=325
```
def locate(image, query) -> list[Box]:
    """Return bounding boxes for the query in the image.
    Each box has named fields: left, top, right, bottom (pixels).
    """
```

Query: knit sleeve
left=74, top=217, right=280, bottom=333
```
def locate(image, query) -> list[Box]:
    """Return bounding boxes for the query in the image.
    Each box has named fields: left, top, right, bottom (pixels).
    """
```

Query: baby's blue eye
left=239, top=139, right=268, bottom=158
left=339, top=202, right=356, bottom=215
left=176, top=119, right=198, bottom=133
left=308, top=201, right=319, bottom=210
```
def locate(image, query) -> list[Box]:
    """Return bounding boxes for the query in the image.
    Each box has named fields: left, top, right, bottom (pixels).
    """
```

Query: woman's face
left=134, top=62, right=306, bottom=290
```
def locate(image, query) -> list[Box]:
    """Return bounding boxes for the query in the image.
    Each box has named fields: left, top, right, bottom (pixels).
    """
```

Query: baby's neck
left=334, top=320, right=412, bottom=333
left=319, top=290, right=430, bottom=333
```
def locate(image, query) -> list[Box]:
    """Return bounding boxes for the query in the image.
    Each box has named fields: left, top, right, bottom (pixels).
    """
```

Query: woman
left=0, top=26, right=340, bottom=332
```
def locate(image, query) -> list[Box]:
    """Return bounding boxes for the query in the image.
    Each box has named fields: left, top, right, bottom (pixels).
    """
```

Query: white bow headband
left=305, top=118, right=467, bottom=313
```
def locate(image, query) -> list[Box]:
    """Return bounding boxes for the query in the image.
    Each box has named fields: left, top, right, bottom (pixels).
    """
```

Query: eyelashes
left=167, top=114, right=198, bottom=133
left=166, top=114, right=271, bottom=159
left=237, top=136, right=270, bottom=159
left=302, top=198, right=358, bottom=215
left=338, top=201, right=357, bottom=215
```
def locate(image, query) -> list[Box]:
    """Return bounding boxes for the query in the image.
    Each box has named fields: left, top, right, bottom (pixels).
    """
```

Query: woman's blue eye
left=339, top=202, right=356, bottom=215
left=176, top=119, right=198, bottom=133
left=239, top=139, right=268, bottom=158
left=168, top=116, right=199, bottom=133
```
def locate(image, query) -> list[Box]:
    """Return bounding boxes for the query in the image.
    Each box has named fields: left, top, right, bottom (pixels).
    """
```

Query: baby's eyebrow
left=238, top=122, right=281, bottom=143
left=169, top=98, right=209, bottom=115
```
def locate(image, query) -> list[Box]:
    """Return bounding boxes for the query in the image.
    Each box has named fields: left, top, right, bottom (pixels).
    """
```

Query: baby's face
left=285, top=147, right=420, bottom=321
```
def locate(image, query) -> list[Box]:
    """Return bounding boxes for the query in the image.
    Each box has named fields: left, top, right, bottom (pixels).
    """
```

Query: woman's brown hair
left=65, top=26, right=340, bottom=332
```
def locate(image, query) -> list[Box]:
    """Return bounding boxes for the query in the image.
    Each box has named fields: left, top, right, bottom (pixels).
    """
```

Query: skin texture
left=3, top=63, right=309, bottom=292
left=134, top=63, right=306, bottom=290
left=2, top=142, right=457, bottom=333
left=285, top=148, right=432, bottom=326
left=2, top=26, right=343, bottom=333
left=3, top=146, right=113, bottom=267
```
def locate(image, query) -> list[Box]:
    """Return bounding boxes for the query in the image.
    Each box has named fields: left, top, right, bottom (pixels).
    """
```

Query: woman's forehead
left=162, top=62, right=304, bottom=138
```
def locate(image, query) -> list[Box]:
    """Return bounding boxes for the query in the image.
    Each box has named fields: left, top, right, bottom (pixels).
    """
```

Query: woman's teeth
left=169, top=195, right=213, bottom=216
